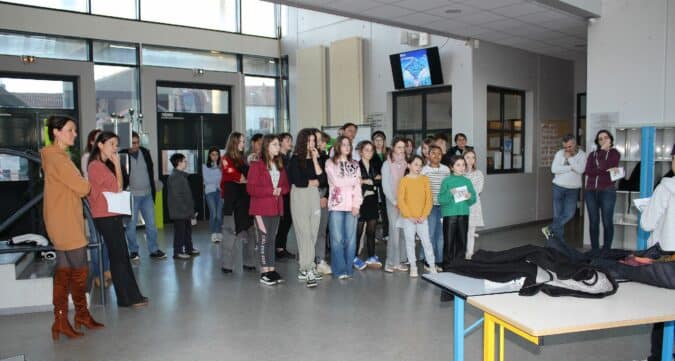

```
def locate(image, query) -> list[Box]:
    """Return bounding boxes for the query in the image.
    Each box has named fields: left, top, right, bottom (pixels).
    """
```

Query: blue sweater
left=202, top=164, right=222, bottom=194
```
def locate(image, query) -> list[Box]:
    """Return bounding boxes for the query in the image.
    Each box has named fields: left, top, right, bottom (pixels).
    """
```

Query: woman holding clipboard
left=88, top=131, right=148, bottom=308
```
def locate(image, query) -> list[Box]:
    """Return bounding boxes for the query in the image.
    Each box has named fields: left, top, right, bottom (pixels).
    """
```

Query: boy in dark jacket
left=167, top=153, right=199, bottom=260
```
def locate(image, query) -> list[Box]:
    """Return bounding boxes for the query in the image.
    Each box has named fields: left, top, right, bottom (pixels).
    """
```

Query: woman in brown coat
left=41, top=115, right=103, bottom=340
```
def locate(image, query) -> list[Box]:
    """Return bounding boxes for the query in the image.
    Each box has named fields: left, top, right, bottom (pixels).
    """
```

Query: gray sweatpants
left=290, top=185, right=320, bottom=272
left=315, top=206, right=328, bottom=262
left=385, top=201, right=407, bottom=268
left=221, top=215, right=256, bottom=271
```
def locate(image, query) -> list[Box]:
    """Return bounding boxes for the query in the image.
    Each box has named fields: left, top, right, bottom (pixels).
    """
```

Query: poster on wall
left=539, top=120, right=573, bottom=167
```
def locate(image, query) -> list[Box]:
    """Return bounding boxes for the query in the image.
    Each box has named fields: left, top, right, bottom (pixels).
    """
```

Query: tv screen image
left=390, top=47, right=443, bottom=90
left=399, top=49, right=431, bottom=88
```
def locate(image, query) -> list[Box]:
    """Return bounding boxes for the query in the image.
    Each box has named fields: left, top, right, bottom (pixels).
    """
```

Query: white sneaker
left=395, top=263, right=409, bottom=272
left=216, top=232, right=223, bottom=243
left=306, top=270, right=318, bottom=288
left=211, top=233, right=219, bottom=243
left=317, top=260, right=332, bottom=275
left=429, top=267, right=438, bottom=274
left=410, top=267, right=419, bottom=278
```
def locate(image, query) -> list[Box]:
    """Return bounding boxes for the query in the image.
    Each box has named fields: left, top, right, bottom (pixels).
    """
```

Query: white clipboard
left=102, top=191, right=132, bottom=215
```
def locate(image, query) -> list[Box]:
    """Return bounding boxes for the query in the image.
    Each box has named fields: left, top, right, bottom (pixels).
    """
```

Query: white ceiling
left=277, top=0, right=590, bottom=60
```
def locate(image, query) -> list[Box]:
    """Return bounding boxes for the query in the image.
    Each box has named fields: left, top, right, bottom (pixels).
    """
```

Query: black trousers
left=94, top=216, right=145, bottom=307
left=173, top=219, right=193, bottom=255
left=357, top=219, right=377, bottom=258
left=442, top=215, right=468, bottom=267
left=275, top=194, right=292, bottom=249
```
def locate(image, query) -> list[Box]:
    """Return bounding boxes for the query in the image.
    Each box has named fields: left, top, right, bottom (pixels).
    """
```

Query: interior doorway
left=155, top=81, right=232, bottom=223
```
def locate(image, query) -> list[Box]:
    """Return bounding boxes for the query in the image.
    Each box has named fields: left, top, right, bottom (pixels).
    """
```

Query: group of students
left=198, top=123, right=486, bottom=287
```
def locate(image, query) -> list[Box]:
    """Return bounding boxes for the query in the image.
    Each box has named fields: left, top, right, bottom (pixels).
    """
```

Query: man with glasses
left=542, top=134, right=586, bottom=251
left=120, top=132, right=167, bottom=262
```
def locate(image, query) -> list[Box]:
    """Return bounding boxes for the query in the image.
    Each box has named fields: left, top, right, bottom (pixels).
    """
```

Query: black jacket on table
left=445, top=245, right=618, bottom=298
left=119, top=146, right=156, bottom=202
left=166, top=169, right=194, bottom=220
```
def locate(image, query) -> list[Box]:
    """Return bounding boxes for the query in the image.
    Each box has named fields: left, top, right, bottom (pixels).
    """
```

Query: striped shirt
left=422, top=164, right=450, bottom=205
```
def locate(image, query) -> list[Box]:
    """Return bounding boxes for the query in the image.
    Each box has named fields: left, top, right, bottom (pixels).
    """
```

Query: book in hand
left=609, top=167, right=625, bottom=181
left=102, top=191, right=132, bottom=215
left=633, top=197, right=651, bottom=212
left=451, top=185, right=470, bottom=203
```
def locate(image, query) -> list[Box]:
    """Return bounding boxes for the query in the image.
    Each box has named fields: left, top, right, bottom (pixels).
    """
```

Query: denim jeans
left=204, top=190, right=224, bottom=234
left=420, top=205, right=443, bottom=264
left=547, top=184, right=579, bottom=246
left=585, top=189, right=617, bottom=250
left=125, top=194, right=159, bottom=254
left=87, top=215, right=109, bottom=277
left=329, top=210, right=357, bottom=277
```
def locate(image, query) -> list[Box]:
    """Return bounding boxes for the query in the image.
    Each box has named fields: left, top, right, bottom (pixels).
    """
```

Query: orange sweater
left=397, top=175, right=433, bottom=219
left=41, top=145, right=91, bottom=251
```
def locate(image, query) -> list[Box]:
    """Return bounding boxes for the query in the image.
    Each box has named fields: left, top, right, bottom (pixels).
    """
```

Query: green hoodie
left=438, top=174, right=477, bottom=217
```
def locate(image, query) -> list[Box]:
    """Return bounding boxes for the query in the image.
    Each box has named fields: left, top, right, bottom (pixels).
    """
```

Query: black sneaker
left=129, top=252, right=140, bottom=262
left=260, top=272, right=276, bottom=286
left=150, top=250, right=167, bottom=260
left=243, top=265, right=257, bottom=272
left=188, top=248, right=200, bottom=256
left=270, top=271, right=284, bottom=284
left=221, top=267, right=232, bottom=274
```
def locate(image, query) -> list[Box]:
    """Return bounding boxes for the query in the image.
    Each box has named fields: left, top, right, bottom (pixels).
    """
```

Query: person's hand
left=239, top=175, right=247, bottom=183
left=310, top=148, right=319, bottom=159
left=320, top=197, right=328, bottom=209
left=308, top=179, right=319, bottom=187
left=351, top=207, right=359, bottom=217
left=417, top=217, right=425, bottom=224
left=374, top=175, right=382, bottom=180
left=110, top=153, right=121, bottom=168
left=362, top=179, right=373, bottom=185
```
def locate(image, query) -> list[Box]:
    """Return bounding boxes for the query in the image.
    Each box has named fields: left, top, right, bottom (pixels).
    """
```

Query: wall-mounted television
left=390, top=47, right=444, bottom=90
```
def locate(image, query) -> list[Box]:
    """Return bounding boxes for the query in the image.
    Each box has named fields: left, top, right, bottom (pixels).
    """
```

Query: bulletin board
left=539, top=120, right=573, bottom=167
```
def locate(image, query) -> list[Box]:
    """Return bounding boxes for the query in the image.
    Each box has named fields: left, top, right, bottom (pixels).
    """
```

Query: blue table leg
left=662, top=321, right=674, bottom=361
left=454, top=295, right=464, bottom=361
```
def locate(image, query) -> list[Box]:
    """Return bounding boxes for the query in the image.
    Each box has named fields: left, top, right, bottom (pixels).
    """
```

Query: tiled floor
left=0, top=218, right=652, bottom=361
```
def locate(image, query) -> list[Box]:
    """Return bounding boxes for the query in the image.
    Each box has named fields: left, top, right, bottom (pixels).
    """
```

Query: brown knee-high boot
left=71, top=267, right=104, bottom=330
left=52, top=268, right=83, bottom=340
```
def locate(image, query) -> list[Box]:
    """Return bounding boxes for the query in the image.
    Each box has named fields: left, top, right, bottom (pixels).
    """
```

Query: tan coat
left=41, top=144, right=91, bottom=251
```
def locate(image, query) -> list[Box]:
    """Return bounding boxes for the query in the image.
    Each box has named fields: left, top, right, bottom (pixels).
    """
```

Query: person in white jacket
left=640, top=146, right=674, bottom=361
left=640, top=147, right=675, bottom=252
left=542, top=135, right=586, bottom=251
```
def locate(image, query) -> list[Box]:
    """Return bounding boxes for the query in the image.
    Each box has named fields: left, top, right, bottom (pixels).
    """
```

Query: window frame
left=486, top=85, right=526, bottom=175
left=392, top=85, right=452, bottom=144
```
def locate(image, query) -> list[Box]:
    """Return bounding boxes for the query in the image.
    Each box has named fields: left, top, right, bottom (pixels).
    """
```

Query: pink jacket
left=325, top=158, right=363, bottom=212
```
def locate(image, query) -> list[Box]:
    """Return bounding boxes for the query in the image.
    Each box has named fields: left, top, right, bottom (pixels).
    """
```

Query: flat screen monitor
left=390, top=47, right=443, bottom=89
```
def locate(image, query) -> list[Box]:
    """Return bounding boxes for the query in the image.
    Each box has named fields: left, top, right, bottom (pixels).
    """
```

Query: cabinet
left=610, top=127, right=674, bottom=249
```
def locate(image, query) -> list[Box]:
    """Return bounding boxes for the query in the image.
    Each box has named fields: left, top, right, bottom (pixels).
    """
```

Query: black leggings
left=94, top=216, right=145, bottom=307
left=356, top=219, right=377, bottom=258
left=55, top=247, right=88, bottom=268
left=275, top=194, right=292, bottom=250
left=442, top=215, right=468, bottom=267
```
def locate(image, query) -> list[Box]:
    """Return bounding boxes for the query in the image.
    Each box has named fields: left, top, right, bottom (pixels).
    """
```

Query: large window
left=241, top=0, right=277, bottom=38
left=94, top=65, right=139, bottom=125
left=91, top=0, right=137, bottom=19
left=140, top=0, right=237, bottom=32
left=0, top=76, right=75, bottom=109
left=1, top=1, right=279, bottom=38
left=0, top=0, right=87, bottom=12
left=93, top=41, right=138, bottom=65
left=393, top=87, right=452, bottom=148
left=486, top=86, right=525, bottom=174
left=0, top=31, right=88, bottom=61
left=244, top=76, right=276, bottom=136
left=142, top=46, right=238, bottom=72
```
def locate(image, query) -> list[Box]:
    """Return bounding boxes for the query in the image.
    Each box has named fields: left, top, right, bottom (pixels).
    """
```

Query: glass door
left=0, top=75, right=78, bottom=238
left=156, top=82, right=232, bottom=223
